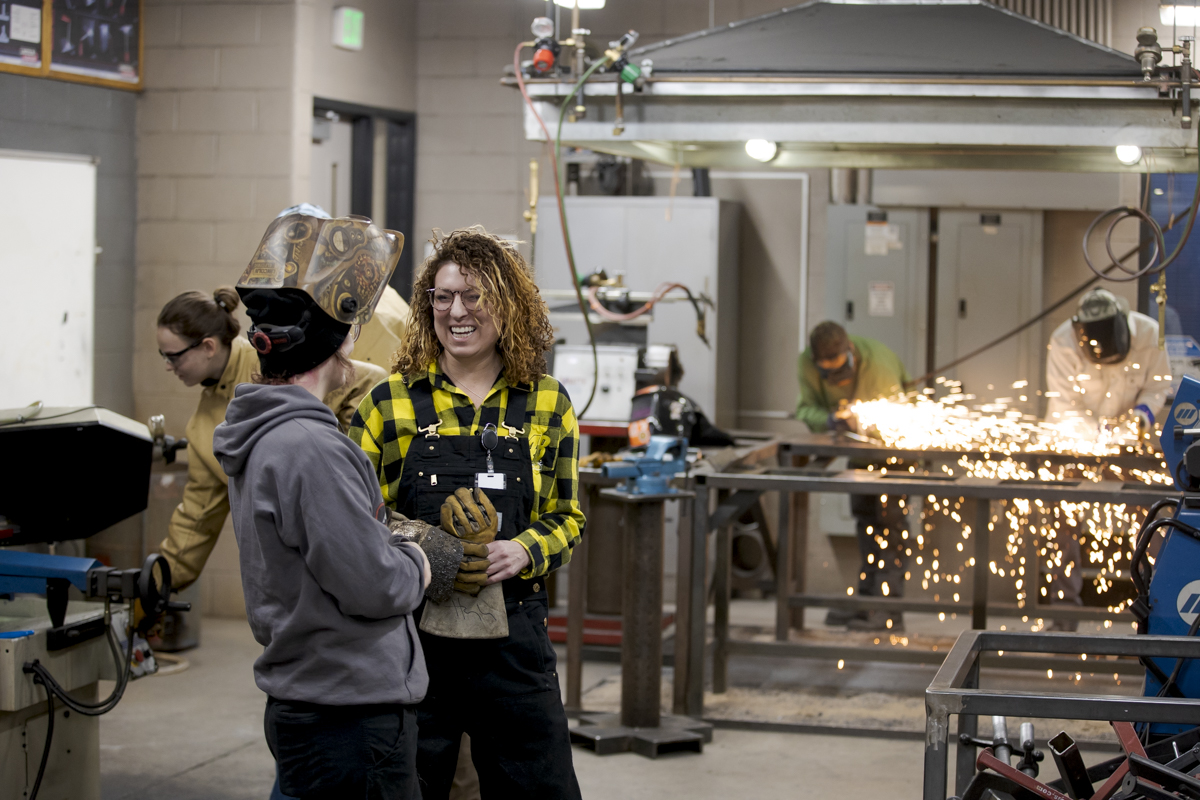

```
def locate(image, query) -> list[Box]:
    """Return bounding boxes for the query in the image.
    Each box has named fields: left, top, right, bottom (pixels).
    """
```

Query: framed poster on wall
left=48, top=0, right=141, bottom=89
left=0, top=1, right=48, bottom=77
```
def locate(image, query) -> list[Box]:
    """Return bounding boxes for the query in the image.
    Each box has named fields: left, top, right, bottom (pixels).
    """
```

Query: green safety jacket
left=795, top=335, right=910, bottom=432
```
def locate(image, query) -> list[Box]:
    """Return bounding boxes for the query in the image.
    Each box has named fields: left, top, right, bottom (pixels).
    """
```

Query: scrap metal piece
left=1049, top=731, right=1095, bottom=800
left=976, top=747, right=1071, bottom=800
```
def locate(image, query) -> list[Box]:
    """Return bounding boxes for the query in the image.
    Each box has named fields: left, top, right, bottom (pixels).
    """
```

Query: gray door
left=935, top=210, right=1043, bottom=403
left=824, top=205, right=929, bottom=378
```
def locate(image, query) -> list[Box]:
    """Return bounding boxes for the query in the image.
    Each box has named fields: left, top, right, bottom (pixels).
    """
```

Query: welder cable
left=514, top=44, right=602, bottom=416
left=908, top=203, right=1194, bottom=387
left=23, top=621, right=135, bottom=717
left=1083, top=146, right=1200, bottom=282
left=586, top=282, right=713, bottom=346
left=1157, top=610, right=1200, bottom=700
left=28, top=673, right=53, bottom=800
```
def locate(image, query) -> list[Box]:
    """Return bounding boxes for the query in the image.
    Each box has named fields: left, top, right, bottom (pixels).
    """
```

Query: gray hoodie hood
left=214, top=383, right=336, bottom=477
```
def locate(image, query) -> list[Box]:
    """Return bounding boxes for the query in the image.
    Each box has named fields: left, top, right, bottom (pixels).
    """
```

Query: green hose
left=553, top=58, right=609, bottom=418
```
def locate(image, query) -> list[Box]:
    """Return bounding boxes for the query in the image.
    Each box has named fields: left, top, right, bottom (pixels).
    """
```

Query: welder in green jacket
left=796, top=321, right=910, bottom=631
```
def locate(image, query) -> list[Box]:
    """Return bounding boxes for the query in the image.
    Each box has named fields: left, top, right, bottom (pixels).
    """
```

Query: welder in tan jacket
left=155, top=205, right=410, bottom=592
left=154, top=287, right=404, bottom=591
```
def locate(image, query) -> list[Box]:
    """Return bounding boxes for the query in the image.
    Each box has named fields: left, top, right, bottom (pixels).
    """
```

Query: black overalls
left=397, top=380, right=581, bottom=800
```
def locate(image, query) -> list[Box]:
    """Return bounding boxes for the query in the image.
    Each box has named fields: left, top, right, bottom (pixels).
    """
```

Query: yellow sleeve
left=159, top=440, right=230, bottom=590
left=513, top=389, right=584, bottom=579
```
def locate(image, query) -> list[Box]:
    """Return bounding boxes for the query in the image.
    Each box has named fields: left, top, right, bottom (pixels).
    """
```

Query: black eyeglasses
left=427, top=288, right=482, bottom=312
left=159, top=340, right=201, bottom=364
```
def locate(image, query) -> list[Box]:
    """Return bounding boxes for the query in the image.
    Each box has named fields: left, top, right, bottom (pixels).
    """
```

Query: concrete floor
left=100, top=616, right=934, bottom=799
left=99, top=601, right=1127, bottom=799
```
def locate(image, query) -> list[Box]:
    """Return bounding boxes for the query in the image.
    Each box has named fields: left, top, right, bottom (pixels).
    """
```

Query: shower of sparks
left=851, top=380, right=1150, bottom=458
left=847, top=383, right=1171, bottom=610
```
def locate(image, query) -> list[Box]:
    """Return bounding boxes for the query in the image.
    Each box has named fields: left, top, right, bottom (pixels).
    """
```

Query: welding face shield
left=236, top=212, right=404, bottom=377
left=1071, top=289, right=1131, bottom=365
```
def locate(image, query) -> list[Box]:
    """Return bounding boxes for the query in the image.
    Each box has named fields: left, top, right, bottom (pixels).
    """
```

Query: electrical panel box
left=534, top=196, right=740, bottom=428
left=935, top=210, right=1043, bottom=400
left=824, top=205, right=929, bottom=379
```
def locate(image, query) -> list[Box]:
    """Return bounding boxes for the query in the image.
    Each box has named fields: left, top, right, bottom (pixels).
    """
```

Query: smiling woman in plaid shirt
left=348, top=227, right=584, bottom=800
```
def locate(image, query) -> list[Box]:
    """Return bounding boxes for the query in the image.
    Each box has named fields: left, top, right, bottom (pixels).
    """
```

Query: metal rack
left=923, top=629, right=1200, bottom=800
left=675, top=460, right=1170, bottom=717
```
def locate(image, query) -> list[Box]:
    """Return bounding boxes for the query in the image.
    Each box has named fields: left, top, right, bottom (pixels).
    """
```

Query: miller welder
left=1132, top=374, right=1200, bottom=736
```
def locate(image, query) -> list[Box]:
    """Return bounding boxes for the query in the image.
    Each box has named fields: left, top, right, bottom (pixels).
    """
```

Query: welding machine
left=1131, top=375, right=1200, bottom=736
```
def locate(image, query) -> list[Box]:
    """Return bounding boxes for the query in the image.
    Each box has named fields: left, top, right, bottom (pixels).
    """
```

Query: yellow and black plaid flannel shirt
left=348, top=362, right=584, bottom=579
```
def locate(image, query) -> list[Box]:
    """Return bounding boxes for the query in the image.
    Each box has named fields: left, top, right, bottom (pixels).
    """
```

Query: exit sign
left=332, top=7, right=365, bottom=51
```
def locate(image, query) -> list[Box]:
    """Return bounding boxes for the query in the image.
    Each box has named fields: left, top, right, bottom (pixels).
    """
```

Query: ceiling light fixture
left=554, top=0, right=606, bottom=9
left=1115, top=145, right=1143, bottom=165
left=1160, top=4, right=1200, bottom=26
left=745, top=139, right=779, bottom=163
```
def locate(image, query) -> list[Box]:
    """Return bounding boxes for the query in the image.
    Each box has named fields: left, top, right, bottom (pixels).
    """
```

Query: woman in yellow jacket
left=154, top=286, right=402, bottom=590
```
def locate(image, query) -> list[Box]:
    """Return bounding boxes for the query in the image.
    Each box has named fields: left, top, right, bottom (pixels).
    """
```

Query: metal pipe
left=513, top=74, right=1175, bottom=88
left=1048, top=730, right=1096, bottom=799
left=992, top=715, right=1012, bottom=765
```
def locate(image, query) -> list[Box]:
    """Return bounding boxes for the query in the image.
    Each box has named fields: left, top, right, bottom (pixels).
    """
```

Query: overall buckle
left=502, top=422, right=524, bottom=440
left=420, top=420, right=442, bottom=439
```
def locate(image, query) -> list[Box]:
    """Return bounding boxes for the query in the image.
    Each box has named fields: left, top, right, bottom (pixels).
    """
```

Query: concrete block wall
left=135, top=0, right=302, bottom=444
left=136, top=0, right=306, bottom=617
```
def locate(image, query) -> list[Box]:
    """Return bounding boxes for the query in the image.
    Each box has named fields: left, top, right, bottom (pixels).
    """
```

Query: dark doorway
left=312, top=98, right=417, bottom=298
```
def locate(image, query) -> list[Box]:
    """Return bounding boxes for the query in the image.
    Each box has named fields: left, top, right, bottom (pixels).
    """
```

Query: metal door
left=935, top=210, right=1043, bottom=401
left=824, top=205, right=929, bottom=378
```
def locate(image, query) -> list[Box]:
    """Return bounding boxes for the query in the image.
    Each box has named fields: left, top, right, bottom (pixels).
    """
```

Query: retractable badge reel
left=477, top=423, right=506, bottom=491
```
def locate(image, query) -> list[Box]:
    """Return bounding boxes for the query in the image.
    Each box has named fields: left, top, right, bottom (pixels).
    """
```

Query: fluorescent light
left=1115, top=145, right=1143, bottom=165
left=1161, top=5, right=1200, bottom=25
left=745, top=139, right=779, bottom=162
left=554, top=0, right=606, bottom=8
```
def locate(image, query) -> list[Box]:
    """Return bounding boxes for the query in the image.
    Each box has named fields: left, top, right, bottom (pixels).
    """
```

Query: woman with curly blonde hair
left=349, top=227, right=584, bottom=800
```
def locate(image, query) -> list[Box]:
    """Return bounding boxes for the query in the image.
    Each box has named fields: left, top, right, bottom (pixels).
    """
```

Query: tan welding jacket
left=158, top=287, right=408, bottom=589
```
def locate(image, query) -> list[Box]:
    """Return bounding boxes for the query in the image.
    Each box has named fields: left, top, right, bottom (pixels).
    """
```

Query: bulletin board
left=0, top=0, right=142, bottom=91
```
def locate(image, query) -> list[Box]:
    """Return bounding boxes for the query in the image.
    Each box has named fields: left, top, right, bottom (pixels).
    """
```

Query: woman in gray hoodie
left=214, top=213, right=431, bottom=799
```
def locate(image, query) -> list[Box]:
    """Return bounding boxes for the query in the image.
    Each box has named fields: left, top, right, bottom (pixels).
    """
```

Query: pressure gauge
left=531, top=16, right=555, bottom=39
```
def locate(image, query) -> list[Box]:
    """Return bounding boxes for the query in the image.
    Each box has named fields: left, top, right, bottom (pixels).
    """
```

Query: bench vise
left=601, top=435, right=689, bottom=495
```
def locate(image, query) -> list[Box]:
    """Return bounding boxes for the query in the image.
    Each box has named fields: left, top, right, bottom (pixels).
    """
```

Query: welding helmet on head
left=236, top=213, right=404, bottom=376
left=1071, top=288, right=1131, bottom=365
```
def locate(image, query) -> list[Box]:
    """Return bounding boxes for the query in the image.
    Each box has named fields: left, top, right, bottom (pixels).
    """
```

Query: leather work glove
left=454, top=540, right=491, bottom=597
left=387, top=512, right=463, bottom=604
left=440, top=487, right=499, bottom=544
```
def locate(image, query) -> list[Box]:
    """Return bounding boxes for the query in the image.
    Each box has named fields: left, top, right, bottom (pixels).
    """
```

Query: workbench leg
left=924, top=709, right=952, bottom=800
left=713, top=522, right=730, bottom=695
left=565, top=521, right=588, bottom=713
left=954, top=658, right=981, bottom=796
left=775, top=489, right=791, bottom=642
left=790, top=489, right=809, bottom=631
left=972, top=499, right=991, bottom=631
left=685, top=481, right=709, bottom=717
left=673, top=489, right=693, bottom=716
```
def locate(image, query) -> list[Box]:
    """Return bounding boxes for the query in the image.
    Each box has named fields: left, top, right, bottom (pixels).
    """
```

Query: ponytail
left=158, top=286, right=241, bottom=347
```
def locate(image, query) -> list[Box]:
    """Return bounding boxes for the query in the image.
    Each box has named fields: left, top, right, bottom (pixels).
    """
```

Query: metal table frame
left=924, top=629, right=1200, bottom=800
left=676, top=468, right=1170, bottom=717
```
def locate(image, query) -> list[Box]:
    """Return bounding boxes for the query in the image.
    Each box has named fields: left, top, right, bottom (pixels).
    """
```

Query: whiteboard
left=0, top=150, right=97, bottom=408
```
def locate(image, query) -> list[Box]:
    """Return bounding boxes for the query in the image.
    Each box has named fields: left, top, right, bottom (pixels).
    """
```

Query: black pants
left=416, top=597, right=581, bottom=800
left=850, top=493, right=909, bottom=598
left=265, top=698, right=419, bottom=800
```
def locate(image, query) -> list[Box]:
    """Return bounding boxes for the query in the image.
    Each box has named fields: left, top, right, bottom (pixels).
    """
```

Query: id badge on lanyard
left=477, top=423, right=506, bottom=490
